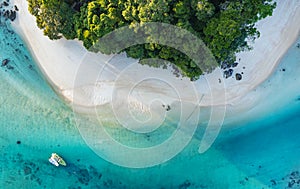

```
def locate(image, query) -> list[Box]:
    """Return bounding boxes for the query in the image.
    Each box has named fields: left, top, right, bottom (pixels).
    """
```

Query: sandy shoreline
left=10, top=1, right=300, bottom=118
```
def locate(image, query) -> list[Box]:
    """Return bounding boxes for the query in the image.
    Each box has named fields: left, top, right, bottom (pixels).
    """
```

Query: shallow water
left=1, top=19, right=300, bottom=188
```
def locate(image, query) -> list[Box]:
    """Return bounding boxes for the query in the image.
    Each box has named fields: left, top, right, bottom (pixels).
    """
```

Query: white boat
left=49, top=156, right=59, bottom=166
left=48, top=153, right=67, bottom=167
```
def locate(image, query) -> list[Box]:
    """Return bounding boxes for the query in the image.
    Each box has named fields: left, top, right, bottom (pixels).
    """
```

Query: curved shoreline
left=10, top=0, right=300, bottom=116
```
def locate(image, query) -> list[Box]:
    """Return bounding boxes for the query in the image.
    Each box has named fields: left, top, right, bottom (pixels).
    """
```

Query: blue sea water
left=0, top=18, right=300, bottom=188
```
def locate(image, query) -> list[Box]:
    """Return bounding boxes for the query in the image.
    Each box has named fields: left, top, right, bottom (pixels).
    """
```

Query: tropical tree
left=28, top=0, right=276, bottom=79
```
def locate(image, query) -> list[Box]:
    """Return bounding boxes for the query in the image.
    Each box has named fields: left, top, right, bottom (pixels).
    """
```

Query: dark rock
left=3, top=10, right=9, bottom=19
left=16, top=140, right=21, bottom=144
left=288, top=180, right=295, bottom=188
left=179, top=180, right=191, bottom=189
left=223, top=70, right=232, bottom=79
left=235, top=73, right=242, bottom=81
left=14, top=5, right=18, bottom=11
left=103, top=179, right=113, bottom=187
left=1, top=59, right=9, bottom=66
left=7, top=65, right=14, bottom=70
left=297, top=43, right=300, bottom=48
left=282, top=68, right=286, bottom=72
left=163, top=104, right=171, bottom=111
left=270, top=179, right=276, bottom=185
left=291, top=171, right=299, bottom=177
left=3, top=1, right=9, bottom=6
left=223, top=69, right=234, bottom=79
left=78, top=168, right=90, bottom=183
left=226, top=64, right=231, bottom=69
left=226, top=62, right=233, bottom=69
left=24, top=166, right=32, bottom=175
left=232, top=62, right=238, bottom=67
left=37, top=178, right=42, bottom=185
left=220, top=61, right=228, bottom=69
left=78, top=177, right=87, bottom=185
left=223, top=70, right=229, bottom=78
left=221, top=61, right=231, bottom=70
left=9, top=10, right=16, bottom=21
left=30, top=174, right=36, bottom=180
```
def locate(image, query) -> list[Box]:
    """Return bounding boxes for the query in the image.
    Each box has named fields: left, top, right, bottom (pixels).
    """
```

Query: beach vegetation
left=28, top=0, right=276, bottom=80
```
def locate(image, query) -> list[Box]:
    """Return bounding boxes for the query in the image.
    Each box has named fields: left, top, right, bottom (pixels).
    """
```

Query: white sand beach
left=7, top=0, right=300, bottom=164
left=11, top=0, right=300, bottom=119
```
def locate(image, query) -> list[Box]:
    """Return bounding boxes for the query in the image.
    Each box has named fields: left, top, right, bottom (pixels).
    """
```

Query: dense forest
left=28, top=0, right=276, bottom=80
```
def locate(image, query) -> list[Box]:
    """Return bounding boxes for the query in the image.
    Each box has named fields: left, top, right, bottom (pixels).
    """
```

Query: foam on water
left=1, top=19, right=300, bottom=188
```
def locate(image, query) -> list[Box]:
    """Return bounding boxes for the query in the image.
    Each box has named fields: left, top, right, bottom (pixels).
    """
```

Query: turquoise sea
left=1, top=19, right=300, bottom=188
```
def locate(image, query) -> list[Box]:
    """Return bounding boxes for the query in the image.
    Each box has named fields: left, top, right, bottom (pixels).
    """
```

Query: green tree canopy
left=28, top=0, right=276, bottom=80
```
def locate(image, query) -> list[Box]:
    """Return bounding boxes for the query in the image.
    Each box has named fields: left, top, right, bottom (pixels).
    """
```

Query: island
left=0, top=0, right=300, bottom=188
left=27, top=0, right=276, bottom=80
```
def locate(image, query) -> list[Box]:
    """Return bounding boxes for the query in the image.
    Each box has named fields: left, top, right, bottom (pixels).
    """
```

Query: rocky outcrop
left=221, top=61, right=239, bottom=69
left=221, top=61, right=240, bottom=79
left=1, top=58, right=9, bottom=67
left=2, top=9, right=16, bottom=21
left=223, top=69, right=233, bottom=79
left=235, top=73, right=242, bottom=81
left=232, top=62, right=239, bottom=67
left=0, top=1, right=17, bottom=22
left=3, top=1, right=9, bottom=6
